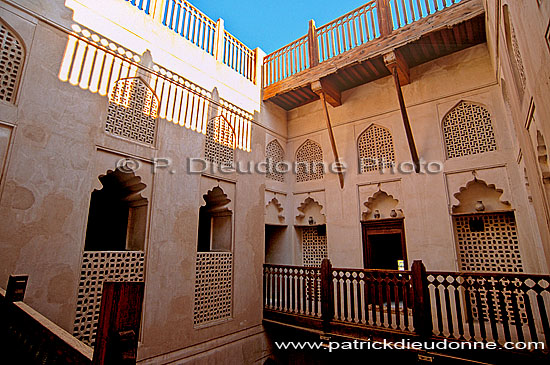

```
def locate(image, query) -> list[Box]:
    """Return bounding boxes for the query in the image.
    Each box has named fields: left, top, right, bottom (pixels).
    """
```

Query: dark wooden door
left=361, top=218, right=407, bottom=270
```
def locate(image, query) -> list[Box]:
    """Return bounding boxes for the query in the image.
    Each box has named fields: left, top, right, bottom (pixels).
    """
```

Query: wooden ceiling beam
left=311, top=78, right=342, bottom=107
left=383, top=50, right=410, bottom=86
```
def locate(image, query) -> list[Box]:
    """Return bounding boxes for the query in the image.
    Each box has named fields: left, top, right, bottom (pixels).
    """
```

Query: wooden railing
left=427, top=272, right=550, bottom=348
left=223, top=30, right=255, bottom=81
left=263, top=0, right=464, bottom=87
left=390, top=0, right=461, bottom=30
left=264, top=264, right=322, bottom=318
left=316, top=0, right=379, bottom=63
left=263, top=35, right=310, bottom=86
left=1, top=276, right=144, bottom=364
left=162, top=0, right=217, bottom=56
left=263, top=259, right=550, bottom=354
left=332, top=267, right=415, bottom=333
left=125, top=0, right=152, bottom=14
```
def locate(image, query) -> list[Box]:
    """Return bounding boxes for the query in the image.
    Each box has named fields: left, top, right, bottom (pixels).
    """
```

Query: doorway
left=361, top=218, right=407, bottom=270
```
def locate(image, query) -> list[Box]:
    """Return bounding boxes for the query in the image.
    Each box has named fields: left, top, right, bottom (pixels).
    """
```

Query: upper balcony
left=262, top=0, right=486, bottom=110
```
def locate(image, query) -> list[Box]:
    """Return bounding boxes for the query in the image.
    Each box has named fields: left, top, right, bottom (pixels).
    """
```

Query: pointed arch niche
left=106, top=77, right=159, bottom=145
left=0, top=18, right=25, bottom=104
left=451, top=178, right=523, bottom=273
left=266, top=139, right=285, bottom=182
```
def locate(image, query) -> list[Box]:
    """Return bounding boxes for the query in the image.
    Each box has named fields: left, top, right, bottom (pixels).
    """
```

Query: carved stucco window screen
left=357, top=124, right=395, bottom=173
left=266, top=139, right=285, bottom=182
left=106, top=77, right=160, bottom=146
left=454, top=212, right=526, bottom=324
left=193, top=252, right=233, bottom=327
left=73, top=251, right=145, bottom=346
left=0, top=20, right=24, bottom=104
left=204, top=115, right=236, bottom=168
left=296, top=139, right=324, bottom=182
left=443, top=102, right=497, bottom=159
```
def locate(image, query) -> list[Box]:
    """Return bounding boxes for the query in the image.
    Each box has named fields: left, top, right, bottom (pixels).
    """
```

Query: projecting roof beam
left=311, top=78, right=341, bottom=107
left=384, top=50, right=419, bottom=173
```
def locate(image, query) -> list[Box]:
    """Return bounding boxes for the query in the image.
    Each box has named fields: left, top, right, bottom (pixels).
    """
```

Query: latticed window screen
left=454, top=213, right=526, bottom=323
left=266, top=139, right=285, bottom=182
left=205, top=117, right=235, bottom=167
left=358, top=125, right=395, bottom=172
left=302, top=226, right=328, bottom=267
left=0, top=22, right=24, bottom=103
left=73, top=251, right=145, bottom=346
left=194, top=252, right=233, bottom=326
left=443, top=102, right=497, bottom=159
left=106, top=78, right=159, bottom=145
left=296, top=139, right=324, bottom=182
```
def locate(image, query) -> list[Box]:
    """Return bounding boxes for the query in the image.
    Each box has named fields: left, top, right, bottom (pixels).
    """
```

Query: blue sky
left=190, top=0, right=368, bottom=54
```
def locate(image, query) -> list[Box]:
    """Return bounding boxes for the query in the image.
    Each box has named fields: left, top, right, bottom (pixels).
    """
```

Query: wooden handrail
left=263, top=0, right=466, bottom=87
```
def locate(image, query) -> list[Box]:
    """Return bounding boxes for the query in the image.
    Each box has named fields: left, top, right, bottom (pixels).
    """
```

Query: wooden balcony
left=262, top=0, right=486, bottom=110
left=263, top=260, right=550, bottom=363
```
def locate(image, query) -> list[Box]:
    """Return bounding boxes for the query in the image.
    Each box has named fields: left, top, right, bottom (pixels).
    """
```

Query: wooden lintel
left=383, top=50, right=410, bottom=86
left=311, top=79, right=341, bottom=107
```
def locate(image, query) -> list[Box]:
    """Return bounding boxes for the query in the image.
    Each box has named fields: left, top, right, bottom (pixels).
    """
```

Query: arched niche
left=85, top=169, right=148, bottom=251
left=452, top=179, right=511, bottom=214
left=362, top=190, right=402, bottom=220
left=197, top=186, right=233, bottom=252
left=266, top=197, right=285, bottom=225
left=295, top=197, right=325, bottom=226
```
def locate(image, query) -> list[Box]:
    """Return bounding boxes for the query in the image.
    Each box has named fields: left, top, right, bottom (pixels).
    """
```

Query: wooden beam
left=313, top=86, right=345, bottom=188
left=388, top=65, right=420, bottom=173
left=311, top=79, right=341, bottom=107
left=383, top=50, right=410, bottom=85
left=308, top=20, right=319, bottom=67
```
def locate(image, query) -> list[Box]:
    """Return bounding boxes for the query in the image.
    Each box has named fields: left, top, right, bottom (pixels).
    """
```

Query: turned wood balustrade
left=264, top=259, right=550, bottom=354
left=123, top=0, right=257, bottom=82
left=263, top=0, right=462, bottom=87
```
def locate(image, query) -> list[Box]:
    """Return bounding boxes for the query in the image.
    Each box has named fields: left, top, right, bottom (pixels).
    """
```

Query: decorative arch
left=296, top=139, right=324, bottom=182
left=205, top=115, right=235, bottom=167
left=0, top=18, right=25, bottom=104
left=296, top=197, right=325, bottom=225
left=442, top=101, right=497, bottom=159
left=197, top=186, right=232, bottom=252
left=85, top=168, right=148, bottom=251
left=452, top=178, right=511, bottom=214
left=266, top=139, right=285, bottom=182
left=265, top=197, right=284, bottom=224
left=357, top=124, right=395, bottom=172
left=362, top=190, right=402, bottom=220
left=106, top=77, right=159, bottom=145
left=451, top=177, right=523, bottom=274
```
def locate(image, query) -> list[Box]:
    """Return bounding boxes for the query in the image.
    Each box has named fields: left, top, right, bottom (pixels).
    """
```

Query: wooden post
left=411, top=260, right=432, bottom=337
left=152, top=0, right=167, bottom=23
left=377, top=0, right=392, bottom=37
left=93, top=282, right=145, bottom=365
left=307, top=20, right=319, bottom=67
left=391, top=66, right=420, bottom=173
left=215, top=18, right=225, bottom=63
left=5, top=274, right=28, bottom=302
left=318, top=91, right=345, bottom=188
left=320, top=258, right=334, bottom=330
